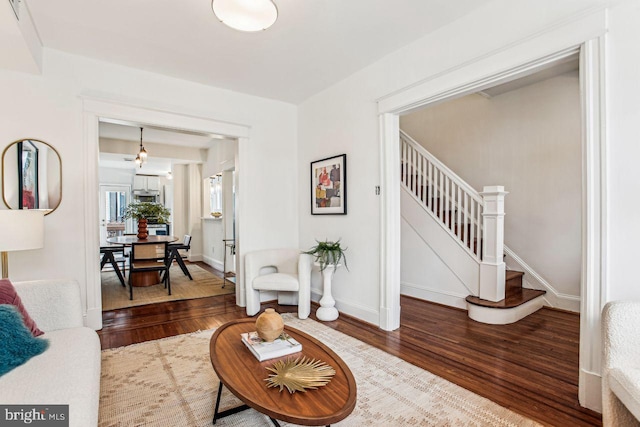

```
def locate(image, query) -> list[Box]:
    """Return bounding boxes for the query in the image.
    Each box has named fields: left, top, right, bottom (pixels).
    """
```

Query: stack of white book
left=241, top=331, right=302, bottom=362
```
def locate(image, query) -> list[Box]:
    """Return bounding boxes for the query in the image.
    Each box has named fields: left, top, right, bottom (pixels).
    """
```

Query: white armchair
left=602, top=301, right=640, bottom=426
left=245, top=249, right=312, bottom=319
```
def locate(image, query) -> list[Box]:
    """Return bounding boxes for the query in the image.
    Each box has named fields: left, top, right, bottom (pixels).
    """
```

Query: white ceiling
left=99, top=121, right=219, bottom=148
left=478, top=55, right=579, bottom=98
left=98, top=152, right=173, bottom=177
left=98, top=122, right=222, bottom=175
left=25, top=0, right=490, bottom=104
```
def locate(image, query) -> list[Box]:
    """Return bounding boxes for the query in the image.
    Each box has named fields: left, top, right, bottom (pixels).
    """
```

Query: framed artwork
left=17, top=140, right=39, bottom=209
left=311, top=154, right=346, bottom=215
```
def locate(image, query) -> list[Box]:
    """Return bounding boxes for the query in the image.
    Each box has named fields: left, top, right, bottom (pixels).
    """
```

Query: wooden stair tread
left=506, top=270, right=524, bottom=280
left=466, top=289, right=546, bottom=309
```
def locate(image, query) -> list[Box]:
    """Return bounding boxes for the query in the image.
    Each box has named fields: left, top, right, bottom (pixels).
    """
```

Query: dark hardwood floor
left=98, top=285, right=602, bottom=427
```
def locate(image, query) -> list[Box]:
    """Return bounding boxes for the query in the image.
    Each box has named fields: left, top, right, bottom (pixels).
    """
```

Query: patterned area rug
left=99, top=314, right=541, bottom=426
left=101, top=263, right=234, bottom=311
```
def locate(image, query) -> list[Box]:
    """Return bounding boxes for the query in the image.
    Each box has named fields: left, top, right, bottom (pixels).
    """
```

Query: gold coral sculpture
left=265, top=356, right=336, bottom=393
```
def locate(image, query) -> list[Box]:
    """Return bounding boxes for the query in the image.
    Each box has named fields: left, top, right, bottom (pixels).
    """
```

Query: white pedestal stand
left=316, top=264, right=340, bottom=321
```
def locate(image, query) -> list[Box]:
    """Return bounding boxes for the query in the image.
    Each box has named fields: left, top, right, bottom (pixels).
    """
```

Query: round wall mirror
left=2, top=139, right=62, bottom=215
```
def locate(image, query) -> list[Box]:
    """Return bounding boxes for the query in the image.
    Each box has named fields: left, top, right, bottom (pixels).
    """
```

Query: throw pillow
left=0, top=279, right=44, bottom=336
left=0, top=304, right=49, bottom=376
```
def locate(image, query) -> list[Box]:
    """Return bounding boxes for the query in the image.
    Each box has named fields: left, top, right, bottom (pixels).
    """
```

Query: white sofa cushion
left=0, top=327, right=101, bottom=427
left=253, top=273, right=299, bottom=291
left=609, top=367, right=640, bottom=422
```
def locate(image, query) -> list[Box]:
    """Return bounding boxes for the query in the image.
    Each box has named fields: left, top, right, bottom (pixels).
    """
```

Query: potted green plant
left=304, top=239, right=348, bottom=322
left=123, top=202, right=171, bottom=239
left=303, top=239, right=348, bottom=271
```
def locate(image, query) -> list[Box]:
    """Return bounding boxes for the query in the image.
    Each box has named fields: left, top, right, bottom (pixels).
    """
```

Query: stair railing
left=400, top=130, right=484, bottom=262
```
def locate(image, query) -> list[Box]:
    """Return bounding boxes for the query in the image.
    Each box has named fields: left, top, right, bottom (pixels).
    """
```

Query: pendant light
left=135, top=127, right=147, bottom=168
left=212, top=0, right=278, bottom=32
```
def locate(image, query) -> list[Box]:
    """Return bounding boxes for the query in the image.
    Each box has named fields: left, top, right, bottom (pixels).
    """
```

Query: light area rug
left=99, top=314, right=541, bottom=427
left=101, top=263, right=234, bottom=311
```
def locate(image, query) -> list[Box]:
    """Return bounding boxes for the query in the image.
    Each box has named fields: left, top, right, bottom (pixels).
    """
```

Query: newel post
left=479, top=186, right=508, bottom=302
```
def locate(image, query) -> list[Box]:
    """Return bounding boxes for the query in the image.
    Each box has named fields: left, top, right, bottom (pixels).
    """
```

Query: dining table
left=105, top=235, right=178, bottom=287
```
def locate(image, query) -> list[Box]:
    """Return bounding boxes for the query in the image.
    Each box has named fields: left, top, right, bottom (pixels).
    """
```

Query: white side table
left=316, top=263, right=341, bottom=321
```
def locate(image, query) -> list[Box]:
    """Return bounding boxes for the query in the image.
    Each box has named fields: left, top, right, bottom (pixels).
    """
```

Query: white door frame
left=82, top=97, right=250, bottom=330
left=378, top=13, right=607, bottom=411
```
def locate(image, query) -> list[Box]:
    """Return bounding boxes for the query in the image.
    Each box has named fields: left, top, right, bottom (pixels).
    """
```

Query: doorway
left=98, top=122, right=238, bottom=311
left=99, top=184, right=131, bottom=244
left=378, top=39, right=606, bottom=410
left=83, top=98, right=250, bottom=329
left=398, top=55, right=582, bottom=311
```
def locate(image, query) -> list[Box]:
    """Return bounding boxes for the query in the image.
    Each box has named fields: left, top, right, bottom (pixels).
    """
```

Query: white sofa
left=602, top=300, right=640, bottom=427
left=0, top=280, right=101, bottom=427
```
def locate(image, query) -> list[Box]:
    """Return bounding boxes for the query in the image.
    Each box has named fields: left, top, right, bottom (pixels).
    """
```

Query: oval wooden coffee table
left=209, top=319, right=357, bottom=426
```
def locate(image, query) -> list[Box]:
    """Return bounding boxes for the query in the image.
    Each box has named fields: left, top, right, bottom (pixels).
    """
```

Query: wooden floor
left=98, top=288, right=602, bottom=427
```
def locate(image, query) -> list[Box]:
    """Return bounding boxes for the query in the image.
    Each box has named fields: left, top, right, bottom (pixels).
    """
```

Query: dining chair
left=100, top=245, right=126, bottom=286
left=128, top=241, right=170, bottom=300
left=163, top=235, right=193, bottom=281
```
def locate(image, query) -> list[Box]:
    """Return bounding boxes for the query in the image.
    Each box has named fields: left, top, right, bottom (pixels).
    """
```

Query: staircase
left=466, top=270, right=545, bottom=309
left=400, top=130, right=545, bottom=324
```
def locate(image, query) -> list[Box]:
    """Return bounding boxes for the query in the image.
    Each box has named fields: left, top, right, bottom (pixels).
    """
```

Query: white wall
left=186, top=164, right=203, bottom=260
left=202, top=218, right=224, bottom=270
left=401, top=215, right=471, bottom=309
left=606, top=0, right=640, bottom=303
left=99, top=166, right=135, bottom=186
left=202, top=139, right=236, bottom=178
left=299, top=0, right=604, bottom=325
left=0, top=48, right=299, bottom=321
left=298, top=82, right=382, bottom=324
left=201, top=140, right=236, bottom=272
left=297, top=0, right=627, bottom=410
left=400, top=72, right=581, bottom=303
left=5, top=0, right=640, bottom=412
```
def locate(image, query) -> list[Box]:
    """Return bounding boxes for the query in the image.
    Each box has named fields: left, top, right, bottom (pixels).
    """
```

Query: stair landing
left=466, top=271, right=546, bottom=309
left=466, top=288, right=546, bottom=309
left=466, top=270, right=546, bottom=324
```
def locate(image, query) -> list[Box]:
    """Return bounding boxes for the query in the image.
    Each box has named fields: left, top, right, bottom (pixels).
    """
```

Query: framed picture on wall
left=311, top=154, right=346, bottom=215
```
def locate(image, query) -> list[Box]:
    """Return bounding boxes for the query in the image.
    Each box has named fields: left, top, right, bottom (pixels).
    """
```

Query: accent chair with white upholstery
left=602, top=300, right=640, bottom=426
left=245, top=248, right=312, bottom=319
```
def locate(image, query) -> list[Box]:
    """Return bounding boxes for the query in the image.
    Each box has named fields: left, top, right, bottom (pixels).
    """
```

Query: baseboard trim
left=202, top=255, right=223, bottom=272
left=85, top=307, right=102, bottom=330
left=188, top=254, right=203, bottom=262
left=504, top=245, right=580, bottom=312
left=467, top=294, right=545, bottom=325
left=311, top=288, right=379, bottom=326
left=400, top=282, right=468, bottom=310
left=580, top=369, right=602, bottom=413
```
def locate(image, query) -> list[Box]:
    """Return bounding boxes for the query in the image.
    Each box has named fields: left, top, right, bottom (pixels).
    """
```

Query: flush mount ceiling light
left=212, top=0, right=278, bottom=32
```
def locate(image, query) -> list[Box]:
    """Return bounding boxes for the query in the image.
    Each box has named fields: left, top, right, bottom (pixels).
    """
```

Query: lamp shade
left=0, top=210, right=44, bottom=252
left=212, top=0, right=278, bottom=32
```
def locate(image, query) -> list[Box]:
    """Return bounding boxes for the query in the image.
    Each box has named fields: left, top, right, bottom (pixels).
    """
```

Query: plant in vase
left=303, top=239, right=348, bottom=271
left=123, top=202, right=170, bottom=239
left=303, top=240, right=348, bottom=322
